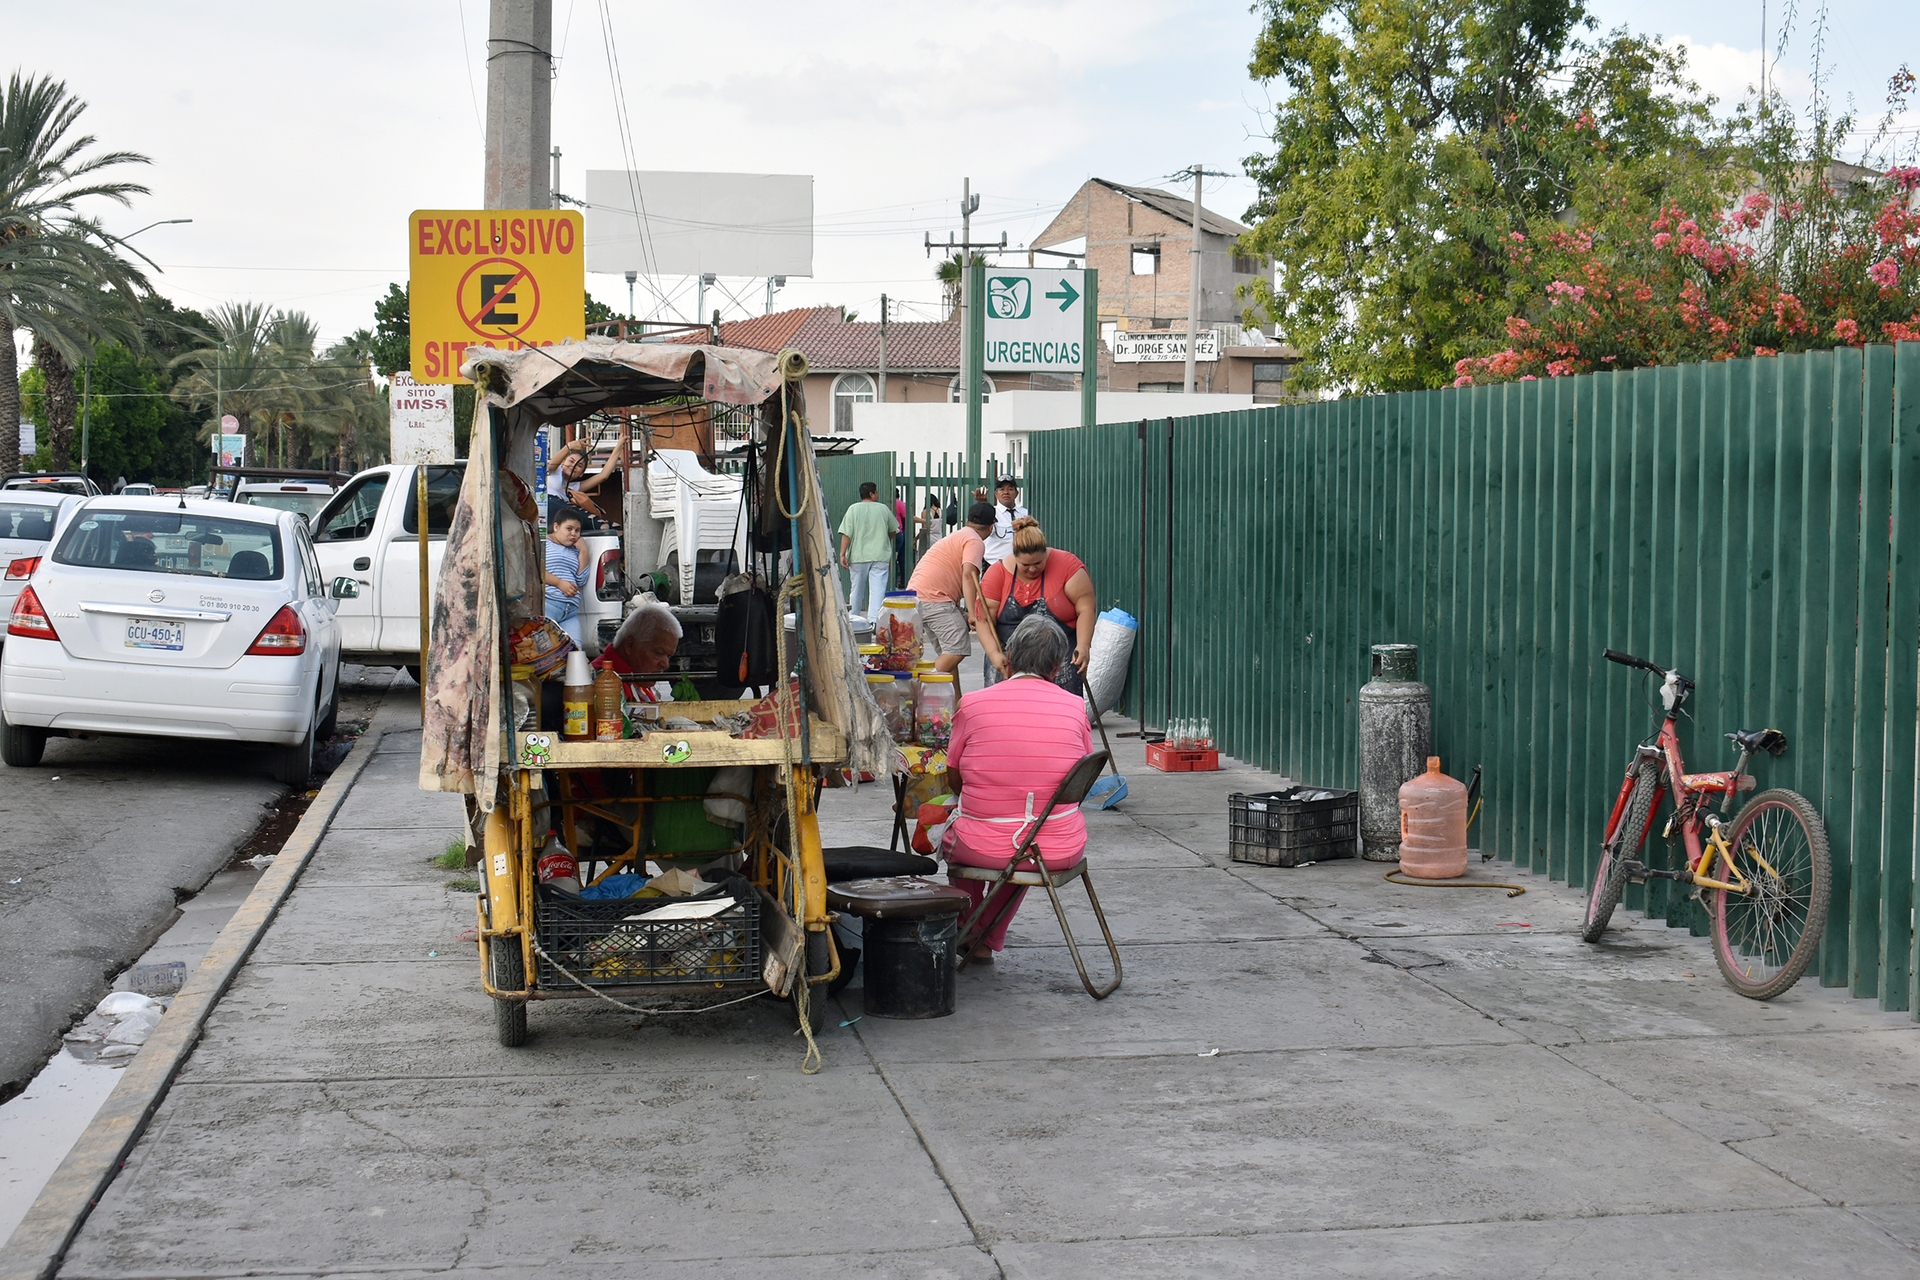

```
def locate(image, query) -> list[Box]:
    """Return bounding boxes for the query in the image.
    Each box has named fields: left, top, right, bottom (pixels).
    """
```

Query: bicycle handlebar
left=1603, top=649, right=1668, bottom=676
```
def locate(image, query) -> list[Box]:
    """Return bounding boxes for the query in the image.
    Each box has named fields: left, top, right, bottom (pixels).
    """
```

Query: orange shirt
left=906, top=526, right=984, bottom=603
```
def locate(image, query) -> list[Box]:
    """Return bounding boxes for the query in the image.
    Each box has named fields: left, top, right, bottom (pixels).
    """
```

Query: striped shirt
left=544, top=538, right=587, bottom=610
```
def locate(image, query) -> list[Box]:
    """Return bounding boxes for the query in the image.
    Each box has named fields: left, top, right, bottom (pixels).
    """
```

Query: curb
left=0, top=715, right=393, bottom=1280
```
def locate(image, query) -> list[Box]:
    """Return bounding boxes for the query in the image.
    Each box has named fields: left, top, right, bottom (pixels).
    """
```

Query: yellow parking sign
left=408, top=209, right=585, bottom=382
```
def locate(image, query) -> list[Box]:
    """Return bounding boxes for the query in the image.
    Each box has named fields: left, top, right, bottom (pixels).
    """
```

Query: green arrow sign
left=1044, top=277, right=1080, bottom=311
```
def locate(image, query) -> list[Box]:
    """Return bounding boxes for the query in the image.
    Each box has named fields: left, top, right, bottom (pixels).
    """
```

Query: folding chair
left=950, top=750, right=1122, bottom=999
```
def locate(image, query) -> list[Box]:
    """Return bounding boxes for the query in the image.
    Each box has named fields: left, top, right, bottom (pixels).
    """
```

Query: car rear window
left=236, top=491, right=331, bottom=520
left=53, top=510, right=284, bottom=580
left=0, top=503, right=60, bottom=542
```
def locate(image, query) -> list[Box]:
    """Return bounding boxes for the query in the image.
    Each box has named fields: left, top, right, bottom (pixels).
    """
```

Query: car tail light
left=595, top=548, right=624, bottom=601
left=8, top=586, right=58, bottom=641
left=245, top=604, right=307, bottom=655
left=5, top=556, right=38, bottom=580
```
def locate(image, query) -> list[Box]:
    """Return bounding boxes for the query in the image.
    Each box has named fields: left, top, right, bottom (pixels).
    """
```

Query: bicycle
left=1582, top=649, right=1831, bottom=1000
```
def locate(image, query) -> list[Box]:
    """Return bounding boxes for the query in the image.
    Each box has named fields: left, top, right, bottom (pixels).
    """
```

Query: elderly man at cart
left=591, top=600, right=684, bottom=701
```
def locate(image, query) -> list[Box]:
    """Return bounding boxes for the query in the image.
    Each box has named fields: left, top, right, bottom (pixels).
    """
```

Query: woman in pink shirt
left=943, top=614, right=1094, bottom=962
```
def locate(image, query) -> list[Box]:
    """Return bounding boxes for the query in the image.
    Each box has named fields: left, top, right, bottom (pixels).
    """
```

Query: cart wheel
left=491, top=938, right=529, bottom=1047
left=791, top=929, right=833, bottom=1034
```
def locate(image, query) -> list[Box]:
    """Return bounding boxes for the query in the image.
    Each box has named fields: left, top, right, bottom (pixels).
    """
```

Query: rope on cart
left=773, top=570, right=825, bottom=1075
left=528, top=935, right=770, bottom=1017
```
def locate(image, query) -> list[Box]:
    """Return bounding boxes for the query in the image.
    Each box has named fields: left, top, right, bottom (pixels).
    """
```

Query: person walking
left=976, top=517, right=1095, bottom=696
left=906, top=500, right=995, bottom=675
left=838, top=481, right=899, bottom=622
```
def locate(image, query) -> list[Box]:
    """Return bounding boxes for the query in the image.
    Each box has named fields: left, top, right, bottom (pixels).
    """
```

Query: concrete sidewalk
left=38, top=689, right=1920, bottom=1277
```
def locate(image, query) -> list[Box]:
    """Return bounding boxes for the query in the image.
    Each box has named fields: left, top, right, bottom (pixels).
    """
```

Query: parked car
left=3, top=471, right=101, bottom=497
left=120, top=483, right=157, bottom=497
left=0, top=497, right=347, bottom=785
left=234, top=477, right=334, bottom=524
left=0, top=491, right=84, bottom=633
left=309, top=463, right=467, bottom=677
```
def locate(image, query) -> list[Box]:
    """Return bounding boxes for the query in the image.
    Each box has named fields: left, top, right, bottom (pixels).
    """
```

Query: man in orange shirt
left=906, top=501, right=995, bottom=675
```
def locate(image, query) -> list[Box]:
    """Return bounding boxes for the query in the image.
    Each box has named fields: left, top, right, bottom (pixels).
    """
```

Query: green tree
left=169, top=302, right=331, bottom=471
left=1238, top=0, right=1718, bottom=392
left=0, top=72, right=155, bottom=465
left=370, top=282, right=410, bottom=376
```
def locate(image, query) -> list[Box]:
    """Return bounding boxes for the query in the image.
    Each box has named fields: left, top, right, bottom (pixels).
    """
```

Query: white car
left=0, top=491, right=84, bottom=629
left=234, top=478, right=334, bottom=524
left=0, top=497, right=348, bottom=786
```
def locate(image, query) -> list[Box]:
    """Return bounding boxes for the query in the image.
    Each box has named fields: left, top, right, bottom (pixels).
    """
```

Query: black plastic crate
left=534, top=876, right=760, bottom=986
left=1229, top=787, right=1359, bottom=867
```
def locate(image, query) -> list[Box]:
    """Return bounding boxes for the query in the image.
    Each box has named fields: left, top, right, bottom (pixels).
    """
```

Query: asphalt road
left=0, top=663, right=401, bottom=1098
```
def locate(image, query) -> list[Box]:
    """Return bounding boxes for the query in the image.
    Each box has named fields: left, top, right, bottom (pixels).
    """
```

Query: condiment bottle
left=593, top=666, right=623, bottom=742
left=560, top=650, right=593, bottom=742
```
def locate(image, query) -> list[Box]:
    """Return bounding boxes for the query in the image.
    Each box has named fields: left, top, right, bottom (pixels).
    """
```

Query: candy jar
left=915, top=672, right=956, bottom=748
left=880, top=593, right=921, bottom=672
left=868, top=672, right=912, bottom=742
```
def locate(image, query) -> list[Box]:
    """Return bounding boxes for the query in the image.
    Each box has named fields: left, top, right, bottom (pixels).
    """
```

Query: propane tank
left=1398, top=757, right=1469, bottom=879
left=1358, top=643, right=1432, bottom=861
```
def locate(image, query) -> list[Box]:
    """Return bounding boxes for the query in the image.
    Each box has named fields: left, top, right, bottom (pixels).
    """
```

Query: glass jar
left=915, top=672, right=957, bottom=748
left=879, top=594, right=921, bottom=672
left=868, top=672, right=912, bottom=742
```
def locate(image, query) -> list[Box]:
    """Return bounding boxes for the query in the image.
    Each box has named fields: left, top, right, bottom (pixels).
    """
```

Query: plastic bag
left=1086, top=607, right=1138, bottom=720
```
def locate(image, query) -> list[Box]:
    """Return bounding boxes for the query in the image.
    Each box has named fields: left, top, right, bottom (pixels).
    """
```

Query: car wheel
left=2, top=715, right=48, bottom=768
left=317, top=665, right=341, bottom=740
left=274, top=698, right=318, bottom=788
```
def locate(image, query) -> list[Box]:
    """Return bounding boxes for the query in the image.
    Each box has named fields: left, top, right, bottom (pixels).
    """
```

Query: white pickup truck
left=310, top=461, right=624, bottom=677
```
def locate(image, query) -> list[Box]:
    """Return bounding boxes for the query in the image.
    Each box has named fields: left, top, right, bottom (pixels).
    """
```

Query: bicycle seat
left=1726, top=728, right=1788, bottom=756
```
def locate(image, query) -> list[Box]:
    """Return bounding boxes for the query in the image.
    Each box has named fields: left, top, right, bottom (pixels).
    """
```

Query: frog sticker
left=661, top=738, right=692, bottom=764
left=519, top=733, right=553, bottom=766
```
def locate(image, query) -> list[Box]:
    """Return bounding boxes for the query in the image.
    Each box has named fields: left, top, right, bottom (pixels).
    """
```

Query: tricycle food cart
left=417, top=339, right=891, bottom=1065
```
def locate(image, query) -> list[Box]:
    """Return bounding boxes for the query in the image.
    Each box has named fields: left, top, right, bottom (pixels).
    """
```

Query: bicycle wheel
left=1583, top=759, right=1660, bottom=943
left=1710, top=789, right=1830, bottom=1000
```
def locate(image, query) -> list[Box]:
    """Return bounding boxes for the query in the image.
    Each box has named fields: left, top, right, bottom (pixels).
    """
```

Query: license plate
left=125, top=619, right=186, bottom=651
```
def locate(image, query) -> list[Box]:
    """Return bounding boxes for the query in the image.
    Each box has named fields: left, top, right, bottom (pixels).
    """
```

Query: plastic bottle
left=561, top=650, right=593, bottom=742
left=593, top=667, right=623, bottom=742
left=879, top=594, right=921, bottom=672
left=868, top=672, right=911, bottom=741
left=1397, top=756, right=1469, bottom=879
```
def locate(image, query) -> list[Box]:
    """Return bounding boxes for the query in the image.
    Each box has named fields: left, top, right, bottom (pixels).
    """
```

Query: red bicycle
left=1583, top=649, right=1831, bottom=1000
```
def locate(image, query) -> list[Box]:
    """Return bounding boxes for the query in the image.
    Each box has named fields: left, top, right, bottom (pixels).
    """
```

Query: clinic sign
left=390, top=371, right=456, bottom=464
left=407, top=209, right=585, bottom=382
left=1111, top=329, right=1219, bottom=363
left=981, top=268, right=1088, bottom=372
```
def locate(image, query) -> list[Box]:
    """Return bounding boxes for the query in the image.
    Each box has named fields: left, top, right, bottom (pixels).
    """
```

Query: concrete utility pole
left=483, top=0, right=553, bottom=210
left=878, top=293, right=889, bottom=403
left=1183, top=163, right=1203, bottom=395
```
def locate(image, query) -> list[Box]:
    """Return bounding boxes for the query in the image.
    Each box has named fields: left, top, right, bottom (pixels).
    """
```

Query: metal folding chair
left=950, top=750, right=1122, bottom=999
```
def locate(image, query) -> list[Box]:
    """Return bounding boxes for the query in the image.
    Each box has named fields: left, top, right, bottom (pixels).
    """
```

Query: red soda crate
left=1145, top=742, right=1219, bottom=772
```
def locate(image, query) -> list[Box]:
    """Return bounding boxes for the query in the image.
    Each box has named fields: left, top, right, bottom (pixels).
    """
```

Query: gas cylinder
left=1398, top=757, right=1469, bottom=879
left=1357, top=643, right=1431, bottom=860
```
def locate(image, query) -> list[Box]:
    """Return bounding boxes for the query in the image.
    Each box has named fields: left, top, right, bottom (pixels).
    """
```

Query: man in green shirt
left=838, top=481, right=900, bottom=621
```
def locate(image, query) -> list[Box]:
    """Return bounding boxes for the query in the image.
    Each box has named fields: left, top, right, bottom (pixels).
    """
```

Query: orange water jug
left=1398, top=757, right=1468, bottom=879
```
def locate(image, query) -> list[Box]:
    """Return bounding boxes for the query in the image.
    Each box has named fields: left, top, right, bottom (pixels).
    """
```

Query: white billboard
left=584, top=171, right=813, bottom=278
left=1111, top=329, right=1219, bottom=363
left=389, top=371, right=456, bottom=464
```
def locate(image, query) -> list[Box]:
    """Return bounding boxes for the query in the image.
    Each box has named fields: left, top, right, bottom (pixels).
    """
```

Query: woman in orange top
left=976, top=517, right=1095, bottom=695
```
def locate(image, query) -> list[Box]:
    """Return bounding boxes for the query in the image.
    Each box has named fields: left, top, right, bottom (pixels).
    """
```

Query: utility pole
left=1176, top=164, right=1231, bottom=395
left=697, top=273, right=715, bottom=327
left=921, top=183, right=1005, bottom=481
left=877, top=293, right=889, bottom=403
left=625, top=270, right=637, bottom=324
left=483, top=0, right=553, bottom=210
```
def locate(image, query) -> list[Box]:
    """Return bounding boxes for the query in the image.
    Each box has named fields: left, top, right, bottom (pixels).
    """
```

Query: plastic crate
left=1228, top=787, right=1359, bottom=866
left=1145, top=742, right=1219, bottom=772
left=534, top=876, right=760, bottom=987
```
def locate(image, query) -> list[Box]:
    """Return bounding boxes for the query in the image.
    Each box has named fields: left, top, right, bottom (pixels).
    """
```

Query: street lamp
left=83, top=218, right=193, bottom=472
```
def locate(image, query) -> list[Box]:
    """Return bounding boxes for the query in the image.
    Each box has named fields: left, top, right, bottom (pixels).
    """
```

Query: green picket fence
left=816, top=450, right=1011, bottom=601
left=1028, top=343, right=1920, bottom=1012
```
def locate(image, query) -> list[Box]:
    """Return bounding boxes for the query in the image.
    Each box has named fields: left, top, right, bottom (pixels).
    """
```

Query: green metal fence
left=1028, top=343, right=1920, bottom=1012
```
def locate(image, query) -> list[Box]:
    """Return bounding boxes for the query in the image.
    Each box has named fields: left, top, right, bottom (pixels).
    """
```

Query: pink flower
left=1888, top=167, right=1920, bottom=193
left=1452, top=374, right=1475, bottom=387
left=1652, top=232, right=1672, bottom=249
left=1870, top=258, right=1900, bottom=289
left=1833, top=318, right=1860, bottom=341
left=1546, top=359, right=1576, bottom=377
left=1519, top=375, right=1538, bottom=381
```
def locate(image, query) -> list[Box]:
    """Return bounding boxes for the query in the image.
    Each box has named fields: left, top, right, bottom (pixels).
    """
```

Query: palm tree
left=170, top=303, right=328, bottom=469
left=0, top=73, right=154, bottom=466
left=317, top=329, right=388, bottom=471
left=935, top=251, right=986, bottom=320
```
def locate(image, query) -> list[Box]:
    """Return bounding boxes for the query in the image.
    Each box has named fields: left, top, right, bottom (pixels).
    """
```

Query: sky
left=8, top=0, right=1913, bottom=356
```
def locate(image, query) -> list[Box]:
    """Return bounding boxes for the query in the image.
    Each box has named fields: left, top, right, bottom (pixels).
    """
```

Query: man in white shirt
left=981, top=476, right=1027, bottom=565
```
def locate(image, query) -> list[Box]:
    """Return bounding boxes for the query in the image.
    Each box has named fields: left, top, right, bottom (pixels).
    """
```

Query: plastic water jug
left=1397, top=757, right=1468, bottom=879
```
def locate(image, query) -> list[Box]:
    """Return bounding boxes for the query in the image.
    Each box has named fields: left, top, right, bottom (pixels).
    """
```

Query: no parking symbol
left=408, top=209, right=584, bottom=381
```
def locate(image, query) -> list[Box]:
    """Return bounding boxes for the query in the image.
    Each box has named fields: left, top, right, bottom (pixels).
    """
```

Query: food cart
left=417, top=338, right=891, bottom=1064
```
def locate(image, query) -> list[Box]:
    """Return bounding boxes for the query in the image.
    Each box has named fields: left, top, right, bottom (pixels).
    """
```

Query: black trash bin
left=826, top=876, right=970, bottom=1020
